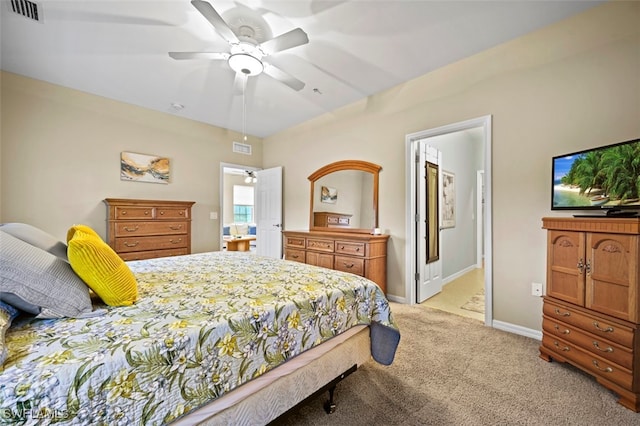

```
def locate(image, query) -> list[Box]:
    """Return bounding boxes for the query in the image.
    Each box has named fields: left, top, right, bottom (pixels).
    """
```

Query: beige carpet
left=276, top=303, right=639, bottom=425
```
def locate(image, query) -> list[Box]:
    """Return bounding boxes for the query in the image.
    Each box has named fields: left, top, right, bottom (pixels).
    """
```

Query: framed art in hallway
left=442, top=170, right=455, bottom=228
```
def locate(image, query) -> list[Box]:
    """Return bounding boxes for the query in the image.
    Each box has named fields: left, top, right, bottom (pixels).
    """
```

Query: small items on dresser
left=539, top=217, right=640, bottom=412
left=104, top=198, right=195, bottom=261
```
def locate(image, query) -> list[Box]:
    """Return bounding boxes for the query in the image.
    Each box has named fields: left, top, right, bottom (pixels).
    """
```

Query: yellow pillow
left=67, top=224, right=100, bottom=243
left=68, top=230, right=138, bottom=306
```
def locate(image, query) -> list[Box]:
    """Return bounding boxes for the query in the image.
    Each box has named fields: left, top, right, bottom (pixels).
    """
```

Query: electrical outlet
left=209, top=211, right=218, bottom=220
left=531, top=282, right=543, bottom=297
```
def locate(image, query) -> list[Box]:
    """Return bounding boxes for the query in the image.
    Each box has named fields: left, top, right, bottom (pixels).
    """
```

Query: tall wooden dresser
left=282, top=230, right=389, bottom=294
left=540, top=217, right=640, bottom=411
left=104, top=198, right=195, bottom=261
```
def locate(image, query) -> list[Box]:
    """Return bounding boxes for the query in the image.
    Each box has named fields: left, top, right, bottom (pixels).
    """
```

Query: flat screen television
left=551, top=138, right=640, bottom=216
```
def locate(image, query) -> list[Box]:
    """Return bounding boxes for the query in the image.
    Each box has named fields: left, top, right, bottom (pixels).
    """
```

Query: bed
left=0, top=225, right=400, bottom=425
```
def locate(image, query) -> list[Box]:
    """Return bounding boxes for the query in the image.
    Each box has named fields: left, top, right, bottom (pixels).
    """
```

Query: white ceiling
left=1, top=0, right=602, bottom=138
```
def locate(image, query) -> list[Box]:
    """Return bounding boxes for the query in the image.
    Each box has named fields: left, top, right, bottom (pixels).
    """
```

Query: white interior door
left=417, top=142, right=443, bottom=302
left=255, top=167, right=282, bottom=258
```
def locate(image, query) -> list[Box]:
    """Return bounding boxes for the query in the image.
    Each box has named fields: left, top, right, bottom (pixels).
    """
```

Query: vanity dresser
left=104, top=198, right=195, bottom=261
left=283, top=160, right=390, bottom=294
left=540, top=216, right=640, bottom=411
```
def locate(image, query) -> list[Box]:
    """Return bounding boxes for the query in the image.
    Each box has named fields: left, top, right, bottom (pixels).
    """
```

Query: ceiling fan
left=169, top=0, right=309, bottom=92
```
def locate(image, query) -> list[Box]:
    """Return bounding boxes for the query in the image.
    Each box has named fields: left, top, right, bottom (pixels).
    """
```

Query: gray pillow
left=0, top=222, right=68, bottom=262
left=0, top=230, right=93, bottom=318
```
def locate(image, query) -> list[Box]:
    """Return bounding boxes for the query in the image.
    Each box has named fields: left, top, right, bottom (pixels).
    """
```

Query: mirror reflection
left=312, top=171, right=375, bottom=230
left=308, top=160, right=381, bottom=234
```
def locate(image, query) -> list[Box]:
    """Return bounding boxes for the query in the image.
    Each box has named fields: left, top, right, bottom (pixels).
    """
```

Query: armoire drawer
left=541, top=334, right=633, bottom=390
left=542, top=316, right=633, bottom=370
left=543, top=299, right=634, bottom=348
left=114, top=221, right=187, bottom=237
left=334, top=255, right=365, bottom=276
left=115, top=235, right=188, bottom=253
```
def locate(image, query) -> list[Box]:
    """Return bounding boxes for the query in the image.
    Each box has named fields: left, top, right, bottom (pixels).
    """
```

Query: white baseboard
left=386, top=294, right=407, bottom=304
left=492, top=320, right=542, bottom=341
left=442, top=264, right=479, bottom=286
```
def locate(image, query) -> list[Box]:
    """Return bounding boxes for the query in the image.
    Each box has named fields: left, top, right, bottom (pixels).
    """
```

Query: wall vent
left=233, top=142, right=252, bottom=155
left=9, top=0, right=42, bottom=22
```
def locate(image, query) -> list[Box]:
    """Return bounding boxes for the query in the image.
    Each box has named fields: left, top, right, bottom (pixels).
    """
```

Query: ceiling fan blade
left=169, top=52, right=229, bottom=60
left=263, top=64, right=305, bottom=91
left=260, top=28, right=309, bottom=55
left=191, top=0, right=239, bottom=44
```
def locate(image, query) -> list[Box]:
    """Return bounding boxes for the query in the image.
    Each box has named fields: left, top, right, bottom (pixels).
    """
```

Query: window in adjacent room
left=233, top=185, right=254, bottom=223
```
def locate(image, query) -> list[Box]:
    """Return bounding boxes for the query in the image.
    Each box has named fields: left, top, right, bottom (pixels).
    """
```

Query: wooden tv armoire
left=540, top=216, right=640, bottom=411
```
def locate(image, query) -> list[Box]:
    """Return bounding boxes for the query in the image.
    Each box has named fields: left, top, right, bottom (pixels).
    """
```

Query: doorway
left=220, top=163, right=260, bottom=252
left=405, top=116, right=493, bottom=326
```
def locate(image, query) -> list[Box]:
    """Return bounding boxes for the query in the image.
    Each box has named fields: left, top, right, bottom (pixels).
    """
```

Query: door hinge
left=415, top=272, right=420, bottom=281
left=415, top=214, right=420, bottom=223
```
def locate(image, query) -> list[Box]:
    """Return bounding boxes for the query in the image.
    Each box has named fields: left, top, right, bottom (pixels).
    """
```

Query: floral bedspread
left=0, top=252, right=399, bottom=425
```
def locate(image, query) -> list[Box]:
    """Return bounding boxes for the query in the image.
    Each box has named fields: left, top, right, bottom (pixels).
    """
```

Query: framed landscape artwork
left=120, top=152, right=170, bottom=184
left=442, top=170, right=455, bottom=228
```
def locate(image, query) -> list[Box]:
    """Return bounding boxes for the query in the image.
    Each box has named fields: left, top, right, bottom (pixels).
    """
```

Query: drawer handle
left=553, top=324, right=570, bottom=335
left=592, top=341, right=613, bottom=353
left=554, top=308, right=571, bottom=317
left=577, top=258, right=584, bottom=273
left=169, top=225, right=183, bottom=230
left=179, top=211, right=184, bottom=215
left=592, top=360, right=613, bottom=373
left=553, top=341, right=569, bottom=352
left=124, top=241, right=139, bottom=247
left=170, top=239, right=182, bottom=244
left=145, top=210, right=150, bottom=215
left=593, top=321, right=614, bottom=333
left=123, top=225, right=139, bottom=232
left=121, top=211, right=127, bottom=215
left=291, top=254, right=299, bottom=259
left=342, top=262, right=355, bottom=269
left=160, top=211, right=164, bottom=215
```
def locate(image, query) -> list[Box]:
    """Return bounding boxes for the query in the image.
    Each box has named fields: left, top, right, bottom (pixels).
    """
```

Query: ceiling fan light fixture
left=228, top=53, right=264, bottom=76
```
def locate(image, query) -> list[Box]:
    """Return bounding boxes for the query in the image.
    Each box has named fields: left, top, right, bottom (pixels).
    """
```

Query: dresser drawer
left=156, top=207, right=189, bottom=220
left=543, top=316, right=633, bottom=370
left=334, top=255, right=365, bottom=276
left=307, top=238, right=334, bottom=253
left=335, top=241, right=366, bottom=257
left=114, top=221, right=187, bottom=237
left=285, top=248, right=306, bottom=263
left=543, top=299, right=634, bottom=348
left=285, top=236, right=306, bottom=248
left=121, top=248, right=188, bottom=261
left=542, top=334, right=633, bottom=389
left=115, top=235, right=188, bottom=253
left=114, top=206, right=154, bottom=220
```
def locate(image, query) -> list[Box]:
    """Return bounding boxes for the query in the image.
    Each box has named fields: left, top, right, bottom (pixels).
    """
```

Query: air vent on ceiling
left=9, top=0, right=42, bottom=22
left=233, top=142, right=252, bottom=155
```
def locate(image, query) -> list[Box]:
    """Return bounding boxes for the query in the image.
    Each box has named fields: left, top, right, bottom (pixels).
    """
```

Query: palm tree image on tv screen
left=553, top=139, right=640, bottom=209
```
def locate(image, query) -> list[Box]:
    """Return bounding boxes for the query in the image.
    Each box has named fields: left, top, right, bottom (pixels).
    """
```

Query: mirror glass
left=309, top=160, right=381, bottom=233
left=426, top=162, right=440, bottom=263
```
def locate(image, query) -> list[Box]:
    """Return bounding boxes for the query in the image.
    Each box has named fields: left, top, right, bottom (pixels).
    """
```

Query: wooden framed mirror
left=308, top=160, right=381, bottom=233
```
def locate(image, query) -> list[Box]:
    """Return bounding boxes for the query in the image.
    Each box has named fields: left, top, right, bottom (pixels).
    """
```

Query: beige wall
left=0, top=72, right=263, bottom=253
left=263, top=2, right=640, bottom=330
